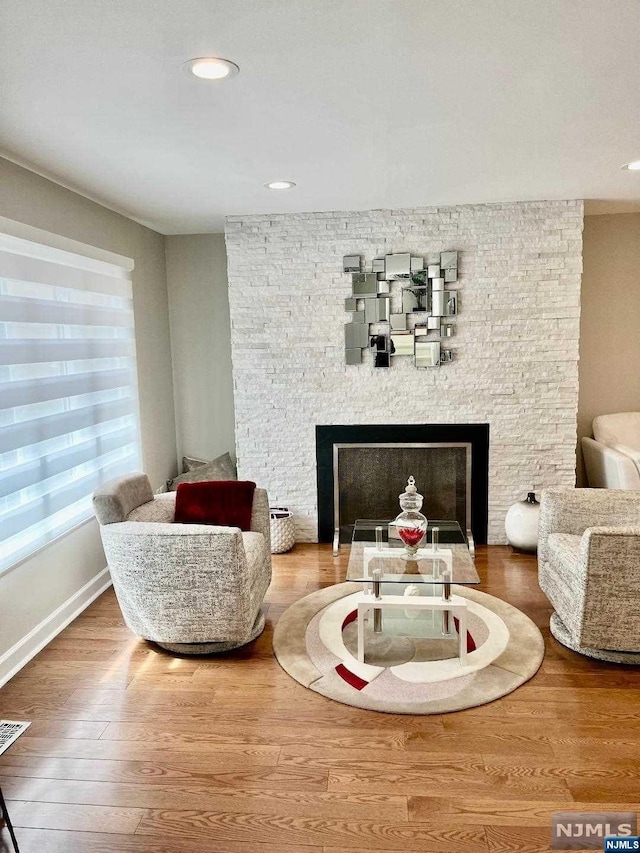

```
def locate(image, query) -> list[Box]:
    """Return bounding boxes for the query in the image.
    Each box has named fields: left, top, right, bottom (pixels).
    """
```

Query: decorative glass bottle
left=394, top=476, right=428, bottom=559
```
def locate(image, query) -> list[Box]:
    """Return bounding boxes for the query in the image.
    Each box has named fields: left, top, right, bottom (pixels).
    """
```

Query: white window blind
left=0, top=232, right=141, bottom=574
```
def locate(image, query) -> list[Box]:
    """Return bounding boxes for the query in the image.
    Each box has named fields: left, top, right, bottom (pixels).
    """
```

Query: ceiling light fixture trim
left=621, top=160, right=640, bottom=171
left=265, top=181, right=297, bottom=190
left=184, top=57, right=239, bottom=80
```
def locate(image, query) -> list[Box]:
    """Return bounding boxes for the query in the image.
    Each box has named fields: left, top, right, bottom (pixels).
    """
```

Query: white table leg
left=357, top=606, right=365, bottom=663
left=457, top=605, right=467, bottom=665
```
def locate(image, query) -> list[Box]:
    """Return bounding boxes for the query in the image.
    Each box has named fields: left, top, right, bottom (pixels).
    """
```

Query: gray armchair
left=93, top=473, right=271, bottom=654
left=538, top=487, right=640, bottom=663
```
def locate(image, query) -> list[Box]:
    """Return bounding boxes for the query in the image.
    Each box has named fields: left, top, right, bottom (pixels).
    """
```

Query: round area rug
left=273, top=582, right=544, bottom=714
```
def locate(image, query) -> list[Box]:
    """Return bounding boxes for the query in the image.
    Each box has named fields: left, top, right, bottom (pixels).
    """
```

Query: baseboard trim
left=0, top=568, right=112, bottom=687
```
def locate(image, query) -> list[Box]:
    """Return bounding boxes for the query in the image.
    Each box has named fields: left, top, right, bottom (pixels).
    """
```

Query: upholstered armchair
left=538, top=487, right=640, bottom=663
left=93, top=473, right=271, bottom=653
left=582, top=412, right=640, bottom=489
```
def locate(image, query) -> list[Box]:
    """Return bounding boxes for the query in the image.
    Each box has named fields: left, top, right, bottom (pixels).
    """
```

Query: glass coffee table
left=347, top=519, right=480, bottom=664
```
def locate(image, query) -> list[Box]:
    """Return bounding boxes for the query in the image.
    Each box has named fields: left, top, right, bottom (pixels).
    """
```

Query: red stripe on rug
left=341, top=609, right=358, bottom=630
left=336, top=663, right=369, bottom=690
left=453, top=616, right=477, bottom=653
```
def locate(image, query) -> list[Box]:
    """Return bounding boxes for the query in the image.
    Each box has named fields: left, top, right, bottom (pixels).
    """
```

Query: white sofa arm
left=582, top=437, right=640, bottom=490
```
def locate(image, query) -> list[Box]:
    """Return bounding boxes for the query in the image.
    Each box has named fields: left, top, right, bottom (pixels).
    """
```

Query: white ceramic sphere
left=505, top=496, right=540, bottom=552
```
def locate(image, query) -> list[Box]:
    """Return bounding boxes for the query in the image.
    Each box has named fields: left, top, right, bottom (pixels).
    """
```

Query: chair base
left=550, top=613, right=640, bottom=665
left=154, top=611, right=266, bottom=656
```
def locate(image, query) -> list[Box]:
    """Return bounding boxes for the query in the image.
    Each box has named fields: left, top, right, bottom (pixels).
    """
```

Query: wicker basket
left=269, top=506, right=295, bottom=554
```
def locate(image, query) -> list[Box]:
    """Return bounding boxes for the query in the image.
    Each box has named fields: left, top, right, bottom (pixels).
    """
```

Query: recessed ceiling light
left=184, top=57, right=239, bottom=80
left=621, top=160, right=640, bottom=171
left=265, top=181, right=296, bottom=190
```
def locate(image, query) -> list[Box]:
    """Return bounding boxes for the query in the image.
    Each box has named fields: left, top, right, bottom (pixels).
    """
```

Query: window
left=0, top=231, right=142, bottom=573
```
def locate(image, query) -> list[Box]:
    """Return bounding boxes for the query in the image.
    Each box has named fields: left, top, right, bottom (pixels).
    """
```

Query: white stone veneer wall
left=225, top=200, right=583, bottom=543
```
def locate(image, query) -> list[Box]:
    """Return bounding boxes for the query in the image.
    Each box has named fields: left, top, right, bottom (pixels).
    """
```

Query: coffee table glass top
left=347, top=518, right=480, bottom=585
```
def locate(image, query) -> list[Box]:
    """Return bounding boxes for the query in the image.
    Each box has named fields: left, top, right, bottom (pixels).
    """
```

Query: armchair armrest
left=540, top=488, right=640, bottom=536
left=579, top=526, right=640, bottom=649
left=538, top=488, right=640, bottom=566
left=250, top=488, right=271, bottom=551
left=582, top=437, right=640, bottom=489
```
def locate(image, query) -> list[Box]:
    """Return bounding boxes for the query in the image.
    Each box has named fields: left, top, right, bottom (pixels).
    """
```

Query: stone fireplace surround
left=225, top=200, right=583, bottom=544
left=316, top=423, right=489, bottom=549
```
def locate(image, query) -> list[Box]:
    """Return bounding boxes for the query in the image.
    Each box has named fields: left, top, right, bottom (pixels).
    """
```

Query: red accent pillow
left=174, top=480, right=256, bottom=531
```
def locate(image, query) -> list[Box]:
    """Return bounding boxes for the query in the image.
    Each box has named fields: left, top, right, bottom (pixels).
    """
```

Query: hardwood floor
left=1, top=544, right=639, bottom=852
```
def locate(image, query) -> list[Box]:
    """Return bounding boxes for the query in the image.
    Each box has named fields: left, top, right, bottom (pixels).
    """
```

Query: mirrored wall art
left=342, top=251, right=460, bottom=368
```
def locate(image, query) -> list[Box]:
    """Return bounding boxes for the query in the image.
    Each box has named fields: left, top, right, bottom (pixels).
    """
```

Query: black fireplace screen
left=316, top=424, right=489, bottom=546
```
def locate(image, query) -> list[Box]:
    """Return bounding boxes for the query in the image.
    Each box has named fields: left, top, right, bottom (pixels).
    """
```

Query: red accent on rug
left=453, top=616, right=477, bottom=653
left=341, top=609, right=358, bottom=630
left=335, top=664, right=369, bottom=690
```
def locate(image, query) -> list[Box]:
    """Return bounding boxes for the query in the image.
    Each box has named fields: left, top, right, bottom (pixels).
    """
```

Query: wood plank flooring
left=1, top=544, right=639, bottom=852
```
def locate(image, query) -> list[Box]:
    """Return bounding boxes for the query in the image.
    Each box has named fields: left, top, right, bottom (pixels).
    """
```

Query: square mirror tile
left=415, top=340, right=441, bottom=368
left=343, top=255, right=362, bottom=273
left=384, top=253, right=411, bottom=279
left=352, top=273, right=378, bottom=297
left=390, top=313, right=408, bottom=331
left=391, top=332, right=414, bottom=356
left=345, top=322, right=369, bottom=349
left=440, top=251, right=458, bottom=270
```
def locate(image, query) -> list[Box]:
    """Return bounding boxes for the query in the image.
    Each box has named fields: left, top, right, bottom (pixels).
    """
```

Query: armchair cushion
left=175, top=480, right=256, bottom=531
left=127, top=492, right=176, bottom=523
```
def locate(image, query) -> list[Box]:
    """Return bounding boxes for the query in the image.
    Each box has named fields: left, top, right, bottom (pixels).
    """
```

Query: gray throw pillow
left=182, top=455, right=208, bottom=473
left=167, top=452, right=237, bottom=491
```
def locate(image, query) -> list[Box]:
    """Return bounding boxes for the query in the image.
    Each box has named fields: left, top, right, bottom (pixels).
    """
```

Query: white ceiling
left=2, top=0, right=640, bottom=234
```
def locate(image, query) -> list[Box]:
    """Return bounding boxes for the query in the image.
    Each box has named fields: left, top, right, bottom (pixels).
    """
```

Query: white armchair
left=582, top=412, right=640, bottom=489
left=93, top=473, right=272, bottom=654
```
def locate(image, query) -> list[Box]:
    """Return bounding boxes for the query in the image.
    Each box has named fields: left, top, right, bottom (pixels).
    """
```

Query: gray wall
left=165, top=234, right=235, bottom=464
left=0, top=157, right=177, bottom=666
left=578, top=213, right=640, bottom=484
